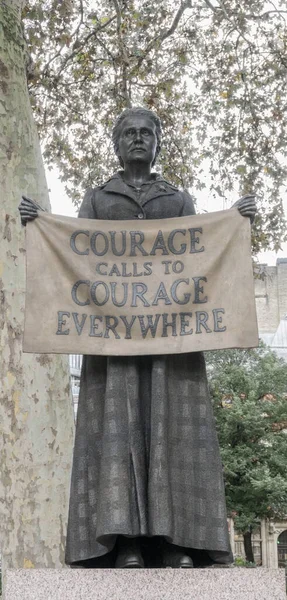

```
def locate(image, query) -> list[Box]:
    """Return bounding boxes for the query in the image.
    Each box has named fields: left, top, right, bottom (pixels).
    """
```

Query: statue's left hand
left=232, top=194, right=256, bottom=223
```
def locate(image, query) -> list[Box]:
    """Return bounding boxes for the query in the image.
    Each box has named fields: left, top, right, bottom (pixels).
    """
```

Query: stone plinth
left=5, top=568, right=286, bottom=600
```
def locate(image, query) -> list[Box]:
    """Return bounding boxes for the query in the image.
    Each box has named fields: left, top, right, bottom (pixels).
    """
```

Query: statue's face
left=117, top=115, right=157, bottom=167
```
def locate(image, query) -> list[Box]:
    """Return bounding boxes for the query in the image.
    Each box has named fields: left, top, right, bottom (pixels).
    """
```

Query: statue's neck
left=122, top=162, right=152, bottom=187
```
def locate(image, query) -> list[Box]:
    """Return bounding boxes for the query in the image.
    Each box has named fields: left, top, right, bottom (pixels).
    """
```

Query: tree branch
left=110, top=0, right=131, bottom=107
left=110, top=0, right=122, bottom=33
left=93, top=33, right=116, bottom=62
left=202, top=0, right=219, bottom=13
left=50, top=15, right=117, bottom=79
left=161, top=0, right=193, bottom=42
left=202, top=0, right=287, bottom=21
left=203, top=0, right=254, bottom=48
left=70, top=0, right=84, bottom=39
left=134, top=0, right=192, bottom=73
left=253, top=10, right=287, bottom=20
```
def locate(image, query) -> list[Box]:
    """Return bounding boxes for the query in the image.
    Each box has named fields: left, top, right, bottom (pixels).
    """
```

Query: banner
left=23, top=210, right=258, bottom=356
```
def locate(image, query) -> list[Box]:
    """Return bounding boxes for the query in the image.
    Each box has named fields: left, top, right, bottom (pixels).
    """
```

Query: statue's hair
left=112, top=107, right=162, bottom=167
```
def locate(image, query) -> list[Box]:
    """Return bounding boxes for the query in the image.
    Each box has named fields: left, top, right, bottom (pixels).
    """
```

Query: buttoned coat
left=65, top=173, right=232, bottom=566
left=76, top=172, right=196, bottom=221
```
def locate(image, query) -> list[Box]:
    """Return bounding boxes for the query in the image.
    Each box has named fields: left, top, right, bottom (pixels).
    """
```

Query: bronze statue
left=19, top=107, right=256, bottom=569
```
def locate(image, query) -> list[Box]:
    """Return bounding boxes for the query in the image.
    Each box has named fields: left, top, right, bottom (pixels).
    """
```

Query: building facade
left=254, top=258, right=287, bottom=361
left=228, top=519, right=287, bottom=568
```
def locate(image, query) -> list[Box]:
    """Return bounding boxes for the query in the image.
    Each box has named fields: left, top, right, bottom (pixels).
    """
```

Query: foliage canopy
left=22, top=0, right=287, bottom=252
left=206, top=344, right=287, bottom=540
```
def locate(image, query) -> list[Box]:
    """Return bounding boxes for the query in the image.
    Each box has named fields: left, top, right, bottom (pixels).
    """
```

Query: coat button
left=138, top=213, right=144, bottom=219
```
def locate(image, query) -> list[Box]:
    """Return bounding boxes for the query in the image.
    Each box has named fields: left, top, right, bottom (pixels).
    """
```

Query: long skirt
left=65, top=352, right=232, bottom=565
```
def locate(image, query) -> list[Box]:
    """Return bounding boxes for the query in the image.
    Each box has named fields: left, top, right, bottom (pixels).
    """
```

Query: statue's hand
left=18, top=196, right=43, bottom=226
left=232, top=194, right=256, bottom=223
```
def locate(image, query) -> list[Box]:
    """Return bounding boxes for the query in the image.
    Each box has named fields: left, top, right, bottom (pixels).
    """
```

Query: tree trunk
left=0, top=0, right=74, bottom=576
left=243, top=530, right=255, bottom=563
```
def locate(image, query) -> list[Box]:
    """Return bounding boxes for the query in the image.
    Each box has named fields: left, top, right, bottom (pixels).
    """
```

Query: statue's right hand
left=18, top=196, right=40, bottom=226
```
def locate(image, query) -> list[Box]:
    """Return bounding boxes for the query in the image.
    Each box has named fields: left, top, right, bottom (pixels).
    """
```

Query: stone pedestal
left=5, top=568, right=286, bottom=600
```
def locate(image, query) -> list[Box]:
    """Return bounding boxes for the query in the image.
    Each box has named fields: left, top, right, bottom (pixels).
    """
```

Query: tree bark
left=0, top=0, right=74, bottom=576
left=243, top=530, right=255, bottom=563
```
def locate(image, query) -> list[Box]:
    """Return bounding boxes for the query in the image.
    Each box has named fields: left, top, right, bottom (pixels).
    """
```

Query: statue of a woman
left=19, top=107, right=256, bottom=569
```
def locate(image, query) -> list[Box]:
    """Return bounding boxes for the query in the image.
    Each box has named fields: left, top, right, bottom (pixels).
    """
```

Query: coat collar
left=98, top=172, right=178, bottom=206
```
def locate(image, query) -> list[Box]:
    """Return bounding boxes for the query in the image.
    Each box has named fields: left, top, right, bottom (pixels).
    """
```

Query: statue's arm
left=18, top=196, right=45, bottom=226
left=180, top=190, right=196, bottom=216
left=78, top=188, right=96, bottom=219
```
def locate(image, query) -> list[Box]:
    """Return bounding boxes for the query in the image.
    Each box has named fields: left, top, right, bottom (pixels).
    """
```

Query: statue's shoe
left=115, top=548, right=144, bottom=568
left=162, top=544, right=194, bottom=568
left=115, top=538, right=144, bottom=568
